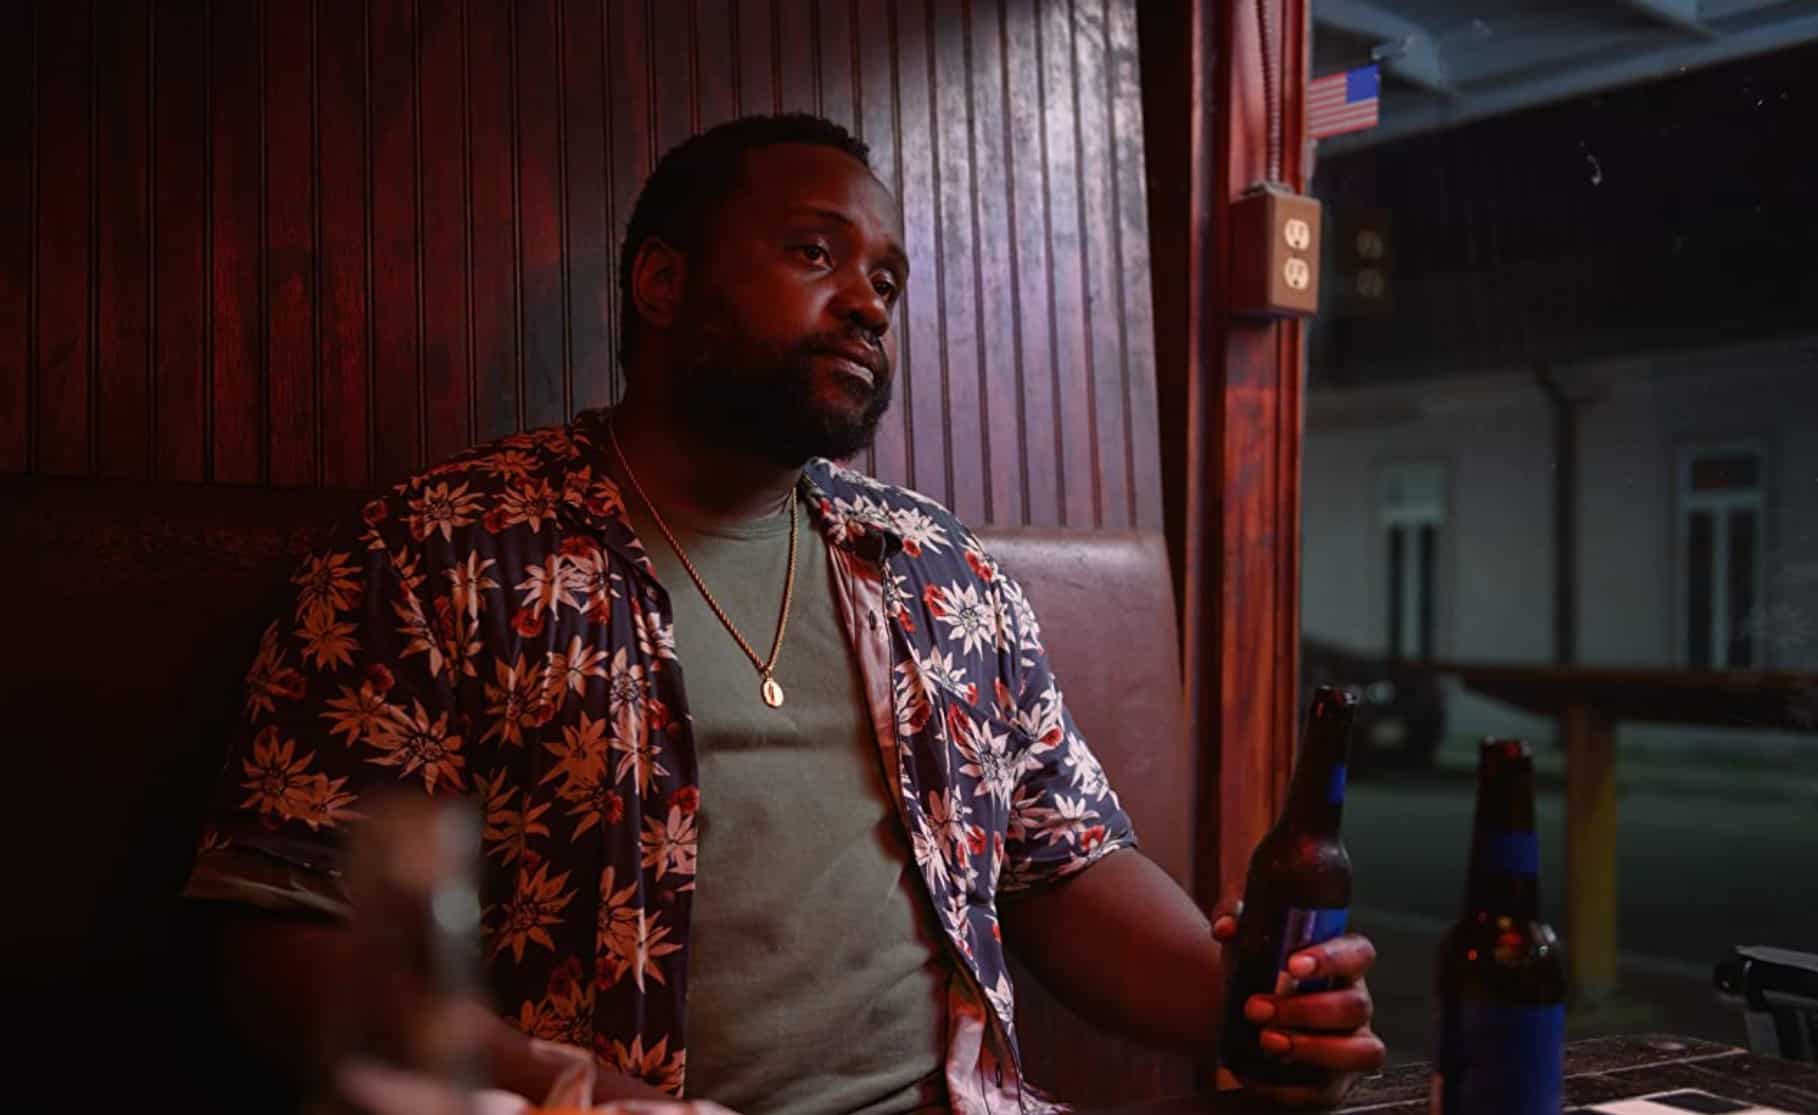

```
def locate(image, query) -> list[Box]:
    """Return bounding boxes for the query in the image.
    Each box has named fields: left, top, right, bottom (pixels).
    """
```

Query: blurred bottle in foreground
left=1220, top=686, right=1360, bottom=1087
left=310, top=792, right=488, bottom=1115
left=1432, top=739, right=1566, bottom=1114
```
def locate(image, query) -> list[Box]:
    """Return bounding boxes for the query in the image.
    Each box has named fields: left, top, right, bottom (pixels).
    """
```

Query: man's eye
left=874, top=278, right=899, bottom=302
left=796, top=244, right=831, bottom=265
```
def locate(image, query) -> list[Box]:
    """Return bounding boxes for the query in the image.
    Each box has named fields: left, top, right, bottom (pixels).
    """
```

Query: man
left=189, top=113, right=1383, bottom=1113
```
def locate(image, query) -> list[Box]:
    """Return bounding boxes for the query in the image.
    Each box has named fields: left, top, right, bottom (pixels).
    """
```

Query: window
left=1378, top=462, right=1445, bottom=661
left=1679, top=445, right=1766, bottom=670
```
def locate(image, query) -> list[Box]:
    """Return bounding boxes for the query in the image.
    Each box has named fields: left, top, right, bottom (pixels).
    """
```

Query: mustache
left=802, top=331, right=889, bottom=379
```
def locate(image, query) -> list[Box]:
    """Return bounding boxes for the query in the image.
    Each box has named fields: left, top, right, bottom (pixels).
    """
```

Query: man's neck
left=607, top=390, right=804, bottom=525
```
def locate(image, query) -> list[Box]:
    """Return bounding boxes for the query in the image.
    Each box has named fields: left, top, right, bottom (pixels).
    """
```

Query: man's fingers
left=1287, top=933, right=1377, bottom=981
left=1259, top=1028, right=1387, bottom=1073
left=1211, top=900, right=1244, bottom=942
left=1252, top=987, right=1373, bottom=1032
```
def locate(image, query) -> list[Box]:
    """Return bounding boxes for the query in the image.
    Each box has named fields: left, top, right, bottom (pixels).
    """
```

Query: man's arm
left=998, top=848, right=1383, bottom=1103
left=218, top=918, right=673, bottom=1105
left=998, top=847, right=1225, bottom=1056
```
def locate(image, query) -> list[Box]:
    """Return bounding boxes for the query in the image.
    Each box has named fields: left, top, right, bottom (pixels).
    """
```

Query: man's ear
left=630, top=237, right=687, bottom=332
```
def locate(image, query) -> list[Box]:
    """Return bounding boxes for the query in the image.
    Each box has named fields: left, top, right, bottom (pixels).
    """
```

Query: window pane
left=1688, top=510, right=1714, bottom=670
left=1729, top=508, right=1758, bottom=669
left=1301, top=25, right=1818, bottom=1065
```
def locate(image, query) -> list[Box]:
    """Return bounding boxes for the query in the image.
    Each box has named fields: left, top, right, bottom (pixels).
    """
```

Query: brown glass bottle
left=1219, top=686, right=1359, bottom=1087
left=1432, top=739, right=1567, bottom=1114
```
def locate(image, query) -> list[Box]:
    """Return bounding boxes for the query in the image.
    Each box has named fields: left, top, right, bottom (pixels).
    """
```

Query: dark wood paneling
left=152, top=0, right=209, bottom=483
left=264, top=0, right=317, bottom=488
left=564, top=0, right=615, bottom=413
left=418, top=0, right=470, bottom=466
left=35, top=0, right=92, bottom=476
left=318, top=0, right=372, bottom=490
left=1041, top=0, right=1097, bottom=527
left=1003, top=0, right=1059, bottom=527
left=94, top=3, right=149, bottom=479
left=467, top=0, right=518, bottom=443
left=0, top=2, right=28, bottom=472
left=518, top=0, right=568, bottom=431
left=209, top=0, right=261, bottom=484
left=932, top=0, right=984, bottom=524
left=0, top=3, right=28, bottom=473
left=12, top=0, right=1162, bottom=529
left=369, top=0, right=423, bottom=482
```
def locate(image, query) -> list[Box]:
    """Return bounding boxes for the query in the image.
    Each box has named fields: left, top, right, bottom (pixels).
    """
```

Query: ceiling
left=1311, top=0, right=1818, bottom=151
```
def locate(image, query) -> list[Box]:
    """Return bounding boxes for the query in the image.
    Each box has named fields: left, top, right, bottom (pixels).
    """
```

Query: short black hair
left=615, top=113, right=873, bottom=372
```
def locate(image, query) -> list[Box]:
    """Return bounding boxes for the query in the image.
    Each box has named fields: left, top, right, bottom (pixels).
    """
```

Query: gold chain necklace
left=606, top=423, right=798, bottom=709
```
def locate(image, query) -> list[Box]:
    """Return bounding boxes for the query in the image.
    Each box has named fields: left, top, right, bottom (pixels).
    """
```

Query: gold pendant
left=761, top=675, right=786, bottom=708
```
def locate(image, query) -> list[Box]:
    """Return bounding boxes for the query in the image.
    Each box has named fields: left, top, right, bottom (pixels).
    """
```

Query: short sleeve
left=186, top=525, right=471, bottom=911
left=991, top=565, right=1140, bottom=898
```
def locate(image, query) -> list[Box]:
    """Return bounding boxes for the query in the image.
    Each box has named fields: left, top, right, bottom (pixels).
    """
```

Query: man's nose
left=837, top=277, right=891, bottom=338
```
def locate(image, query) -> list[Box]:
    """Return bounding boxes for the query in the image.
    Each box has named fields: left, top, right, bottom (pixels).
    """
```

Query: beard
left=667, top=288, right=895, bottom=469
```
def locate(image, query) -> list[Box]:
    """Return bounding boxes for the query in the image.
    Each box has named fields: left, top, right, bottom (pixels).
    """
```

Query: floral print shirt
left=193, top=407, right=1138, bottom=1114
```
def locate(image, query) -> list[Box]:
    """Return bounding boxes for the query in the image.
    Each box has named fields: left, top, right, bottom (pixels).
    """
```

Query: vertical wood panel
left=210, top=0, right=262, bottom=484
left=1003, top=0, right=1059, bottom=526
left=854, top=0, right=906, bottom=485
left=695, top=1, right=738, bottom=129
left=1040, top=0, right=1095, bottom=526
left=152, top=0, right=209, bottom=482
left=265, top=0, right=318, bottom=487
left=735, top=0, right=775, bottom=116
left=468, top=1, right=519, bottom=442
left=778, top=0, right=817, bottom=113
left=651, top=0, right=695, bottom=156
left=1074, top=0, right=1130, bottom=528
left=10, top=0, right=1165, bottom=537
left=319, top=0, right=371, bottom=488
left=606, top=0, right=654, bottom=407
left=518, top=0, right=568, bottom=430
left=0, top=2, right=27, bottom=473
left=967, top=0, right=1025, bottom=527
left=564, top=0, right=615, bottom=412
left=94, top=3, right=151, bottom=479
left=815, top=0, right=855, bottom=132
left=894, top=0, right=947, bottom=506
left=931, top=0, right=984, bottom=524
left=419, top=0, right=471, bottom=465
left=1109, top=0, right=1159, bottom=531
left=369, top=0, right=424, bottom=484
left=35, top=0, right=93, bottom=476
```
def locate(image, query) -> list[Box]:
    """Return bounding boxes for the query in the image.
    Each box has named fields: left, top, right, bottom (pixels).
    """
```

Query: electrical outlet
left=1229, top=185, right=1323, bottom=318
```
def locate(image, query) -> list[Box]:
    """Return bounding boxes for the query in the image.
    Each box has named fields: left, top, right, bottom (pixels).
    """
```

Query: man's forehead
left=738, top=144, right=904, bottom=236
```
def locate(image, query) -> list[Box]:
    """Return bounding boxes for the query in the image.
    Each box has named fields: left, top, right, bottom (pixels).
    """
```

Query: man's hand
left=1211, top=911, right=1386, bottom=1108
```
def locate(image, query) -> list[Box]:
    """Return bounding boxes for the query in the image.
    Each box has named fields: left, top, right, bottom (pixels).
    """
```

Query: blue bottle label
left=1436, top=1002, right=1565, bottom=1114
left=1477, top=830, right=1540, bottom=875
left=1328, top=762, right=1349, bottom=806
left=1274, top=906, right=1349, bottom=994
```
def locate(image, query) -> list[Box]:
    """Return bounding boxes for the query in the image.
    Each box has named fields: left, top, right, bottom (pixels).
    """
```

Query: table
left=1091, top=1035, right=1818, bottom=1115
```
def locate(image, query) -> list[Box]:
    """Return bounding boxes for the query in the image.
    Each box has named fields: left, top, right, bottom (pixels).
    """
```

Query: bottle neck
left=1464, top=762, right=1541, bottom=919
left=1281, top=713, right=1350, bottom=839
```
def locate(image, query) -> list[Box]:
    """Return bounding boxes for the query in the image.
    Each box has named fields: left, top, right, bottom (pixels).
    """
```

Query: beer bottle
left=1219, top=685, right=1359, bottom=1087
left=1433, top=739, right=1566, bottom=1114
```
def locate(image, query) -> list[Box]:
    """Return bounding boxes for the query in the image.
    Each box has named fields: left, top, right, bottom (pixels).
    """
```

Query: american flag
left=1308, top=64, right=1380, bottom=140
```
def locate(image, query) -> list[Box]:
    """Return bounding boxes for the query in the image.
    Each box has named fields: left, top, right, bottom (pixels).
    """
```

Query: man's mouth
left=814, top=347, right=880, bottom=388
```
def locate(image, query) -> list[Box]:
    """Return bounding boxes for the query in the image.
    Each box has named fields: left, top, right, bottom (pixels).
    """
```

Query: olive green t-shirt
left=619, top=483, right=950, bottom=1115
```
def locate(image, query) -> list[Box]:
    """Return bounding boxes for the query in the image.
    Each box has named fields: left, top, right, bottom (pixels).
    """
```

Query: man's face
left=665, top=143, right=907, bottom=468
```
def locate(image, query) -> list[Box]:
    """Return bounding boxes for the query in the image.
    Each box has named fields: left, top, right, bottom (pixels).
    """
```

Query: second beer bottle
left=1219, top=685, right=1359, bottom=1087
left=1431, top=738, right=1567, bottom=1114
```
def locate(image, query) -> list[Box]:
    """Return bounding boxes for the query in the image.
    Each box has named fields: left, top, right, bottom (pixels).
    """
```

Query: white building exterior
left=1301, top=334, right=1818, bottom=754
